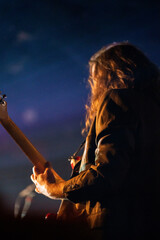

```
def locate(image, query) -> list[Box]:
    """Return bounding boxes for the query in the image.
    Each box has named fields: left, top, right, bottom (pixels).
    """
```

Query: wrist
left=47, top=181, right=66, bottom=200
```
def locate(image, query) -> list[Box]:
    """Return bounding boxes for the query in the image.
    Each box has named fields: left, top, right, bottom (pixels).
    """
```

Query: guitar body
left=57, top=199, right=86, bottom=222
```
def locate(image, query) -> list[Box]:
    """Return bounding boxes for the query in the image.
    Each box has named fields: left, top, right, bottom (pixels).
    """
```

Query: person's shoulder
left=109, top=88, right=139, bottom=101
left=98, top=88, right=137, bottom=110
left=96, top=89, right=138, bottom=137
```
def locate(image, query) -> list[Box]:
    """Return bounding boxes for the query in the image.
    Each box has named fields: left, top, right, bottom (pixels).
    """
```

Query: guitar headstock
left=0, top=92, right=8, bottom=121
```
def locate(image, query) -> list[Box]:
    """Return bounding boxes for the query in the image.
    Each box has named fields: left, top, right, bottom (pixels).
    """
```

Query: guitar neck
left=1, top=116, right=47, bottom=172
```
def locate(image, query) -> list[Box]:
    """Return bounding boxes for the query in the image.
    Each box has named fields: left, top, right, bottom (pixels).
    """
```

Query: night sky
left=0, top=0, right=160, bottom=217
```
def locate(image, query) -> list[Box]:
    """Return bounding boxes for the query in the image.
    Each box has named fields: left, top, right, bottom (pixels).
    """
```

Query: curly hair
left=82, top=42, right=160, bottom=135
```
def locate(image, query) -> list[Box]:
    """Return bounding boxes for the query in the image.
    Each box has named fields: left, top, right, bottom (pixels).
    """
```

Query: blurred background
left=0, top=0, right=160, bottom=219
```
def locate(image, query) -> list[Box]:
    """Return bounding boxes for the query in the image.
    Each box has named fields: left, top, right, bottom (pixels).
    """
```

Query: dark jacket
left=58, top=88, right=160, bottom=239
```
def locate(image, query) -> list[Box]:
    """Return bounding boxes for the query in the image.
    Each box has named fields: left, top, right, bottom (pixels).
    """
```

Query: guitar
left=0, top=93, right=47, bottom=172
left=0, top=93, right=86, bottom=222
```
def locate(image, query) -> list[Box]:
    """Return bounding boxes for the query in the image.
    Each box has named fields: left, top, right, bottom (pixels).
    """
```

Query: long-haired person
left=31, top=42, right=160, bottom=239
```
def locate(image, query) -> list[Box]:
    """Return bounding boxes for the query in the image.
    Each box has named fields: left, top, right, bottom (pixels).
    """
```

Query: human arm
left=31, top=90, right=137, bottom=202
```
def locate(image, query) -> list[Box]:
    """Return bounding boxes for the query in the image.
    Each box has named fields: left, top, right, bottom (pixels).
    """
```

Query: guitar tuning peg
left=0, top=93, right=7, bottom=104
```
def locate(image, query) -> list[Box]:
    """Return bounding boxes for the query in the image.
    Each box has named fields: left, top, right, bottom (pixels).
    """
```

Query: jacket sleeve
left=63, top=90, right=137, bottom=203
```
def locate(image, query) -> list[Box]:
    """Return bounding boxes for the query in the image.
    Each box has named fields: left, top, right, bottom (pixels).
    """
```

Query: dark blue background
left=0, top=0, right=160, bottom=217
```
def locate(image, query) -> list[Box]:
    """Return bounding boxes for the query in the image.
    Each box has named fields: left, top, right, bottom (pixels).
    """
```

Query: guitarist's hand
left=31, top=163, right=66, bottom=200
